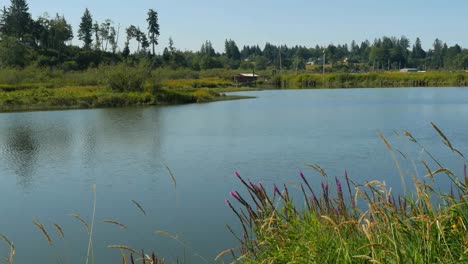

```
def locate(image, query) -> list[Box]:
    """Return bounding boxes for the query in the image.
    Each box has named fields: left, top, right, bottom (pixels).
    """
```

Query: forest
left=2, top=0, right=468, bottom=73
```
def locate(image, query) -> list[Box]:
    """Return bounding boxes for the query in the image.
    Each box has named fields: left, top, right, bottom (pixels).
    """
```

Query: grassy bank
left=1, top=66, right=468, bottom=112
left=0, top=66, right=256, bottom=112
left=227, top=125, right=467, bottom=263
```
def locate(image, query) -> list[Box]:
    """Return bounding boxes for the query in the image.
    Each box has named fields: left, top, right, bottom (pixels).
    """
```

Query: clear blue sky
left=17, top=0, right=468, bottom=53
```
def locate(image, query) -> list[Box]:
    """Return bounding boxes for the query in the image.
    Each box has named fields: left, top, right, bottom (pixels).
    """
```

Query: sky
left=4, top=0, right=468, bottom=53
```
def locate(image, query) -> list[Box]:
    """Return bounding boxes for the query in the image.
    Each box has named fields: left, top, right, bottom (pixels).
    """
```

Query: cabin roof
left=236, top=73, right=259, bottom=77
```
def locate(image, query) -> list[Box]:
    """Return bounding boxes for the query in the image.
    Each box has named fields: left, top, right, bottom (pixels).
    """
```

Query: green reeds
left=227, top=125, right=468, bottom=263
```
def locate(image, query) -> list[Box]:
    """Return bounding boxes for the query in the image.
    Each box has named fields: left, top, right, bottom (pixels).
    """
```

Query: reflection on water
left=4, top=126, right=39, bottom=190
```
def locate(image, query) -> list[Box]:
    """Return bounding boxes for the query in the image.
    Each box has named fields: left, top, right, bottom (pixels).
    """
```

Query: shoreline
left=0, top=82, right=467, bottom=114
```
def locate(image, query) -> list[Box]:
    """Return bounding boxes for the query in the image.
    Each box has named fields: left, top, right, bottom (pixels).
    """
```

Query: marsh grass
left=226, top=124, right=467, bottom=263
left=281, top=71, right=468, bottom=89
left=0, top=65, right=243, bottom=112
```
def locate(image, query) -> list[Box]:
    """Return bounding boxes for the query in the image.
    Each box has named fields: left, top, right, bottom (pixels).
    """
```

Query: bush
left=106, top=64, right=147, bottom=92
left=193, top=88, right=216, bottom=103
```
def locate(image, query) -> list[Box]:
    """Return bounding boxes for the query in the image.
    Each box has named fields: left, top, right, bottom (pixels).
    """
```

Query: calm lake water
left=0, top=88, right=467, bottom=263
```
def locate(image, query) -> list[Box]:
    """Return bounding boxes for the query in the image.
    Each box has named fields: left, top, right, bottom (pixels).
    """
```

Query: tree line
left=1, top=0, right=468, bottom=73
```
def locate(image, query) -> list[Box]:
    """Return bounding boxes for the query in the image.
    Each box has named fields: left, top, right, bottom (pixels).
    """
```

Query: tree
left=47, top=14, right=73, bottom=50
left=99, top=19, right=113, bottom=51
left=34, top=13, right=72, bottom=50
left=108, top=25, right=118, bottom=54
left=122, top=42, right=130, bottom=58
left=225, top=39, right=241, bottom=60
left=412, top=37, right=426, bottom=59
left=93, top=21, right=101, bottom=50
left=78, top=8, right=93, bottom=49
left=1, top=0, right=34, bottom=41
left=431, top=38, right=444, bottom=69
left=0, top=35, right=30, bottom=66
left=141, top=34, right=149, bottom=54
left=147, top=9, right=160, bottom=55
left=168, top=37, right=175, bottom=54
left=200, top=40, right=216, bottom=57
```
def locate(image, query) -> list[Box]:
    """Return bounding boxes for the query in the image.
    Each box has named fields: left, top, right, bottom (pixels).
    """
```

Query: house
left=233, top=73, right=258, bottom=86
left=400, top=68, right=418, bottom=73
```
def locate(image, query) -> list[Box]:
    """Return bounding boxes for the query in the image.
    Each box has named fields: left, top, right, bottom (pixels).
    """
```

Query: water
left=0, top=87, right=467, bottom=263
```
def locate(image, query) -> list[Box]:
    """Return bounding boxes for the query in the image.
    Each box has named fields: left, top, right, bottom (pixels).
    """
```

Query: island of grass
left=0, top=65, right=257, bottom=112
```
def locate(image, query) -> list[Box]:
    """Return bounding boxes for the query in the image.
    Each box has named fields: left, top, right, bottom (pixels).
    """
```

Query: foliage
left=0, top=36, right=31, bottom=67
left=106, top=64, right=148, bottom=92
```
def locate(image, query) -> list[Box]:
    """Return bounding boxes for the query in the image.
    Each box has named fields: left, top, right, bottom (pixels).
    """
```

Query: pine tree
left=147, top=9, right=160, bottom=55
left=78, top=8, right=93, bottom=49
left=412, top=37, right=426, bottom=59
left=1, top=0, right=33, bottom=41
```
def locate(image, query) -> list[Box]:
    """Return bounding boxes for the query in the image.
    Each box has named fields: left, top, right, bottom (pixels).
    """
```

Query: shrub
left=193, top=88, right=216, bottom=103
left=106, top=64, right=147, bottom=93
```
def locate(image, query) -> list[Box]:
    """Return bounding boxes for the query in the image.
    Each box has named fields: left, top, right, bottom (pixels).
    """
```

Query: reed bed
left=226, top=124, right=467, bottom=263
left=281, top=71, right=468, bottom=89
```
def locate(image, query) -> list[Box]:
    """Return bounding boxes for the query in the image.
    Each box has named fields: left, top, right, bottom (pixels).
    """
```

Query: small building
left=233, top=73, right=258, bottom=86
left=400, top=68, right=418, bottom=73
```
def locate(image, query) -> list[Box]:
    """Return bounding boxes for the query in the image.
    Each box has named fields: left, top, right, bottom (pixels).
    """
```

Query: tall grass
left=280, top=71, right=468, bottom=89
left=227, top=125, right=467, bottom=263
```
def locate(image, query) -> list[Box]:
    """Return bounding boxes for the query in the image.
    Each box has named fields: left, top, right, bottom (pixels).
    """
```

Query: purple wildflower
left=258, top=182, right=264, bottom=190
left=335, top=177, right=343, bottom=194
left=311, top=194, right=317, bottom=203
left=225, top=198, right=231, bottom=206
left=248, top=179, right=258, bottom=191
left=230, top=191, right=240, bottom=201
left=235, top=171, right=242, bottom=180
left=300, top=171, right=306, bottom=182
left=273, top=184, right=280, bottom=196
left=321, top=182, right=329, bottom=194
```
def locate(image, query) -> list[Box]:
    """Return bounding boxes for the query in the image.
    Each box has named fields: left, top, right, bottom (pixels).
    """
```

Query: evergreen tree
left=1, top=0, right=34, bottom=41
left=141, top=34, right=149, bottom=53
left=122, top=42, right=130, bottom=58
left=225, top=39, right=241, bottom=60
left=200, top=40, right=215, bottom=57
left=147, top=9, right=160, bottom=55
left=412, top=37, right=426, bottom=59
left=78, top=8, right=93, bottom=49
